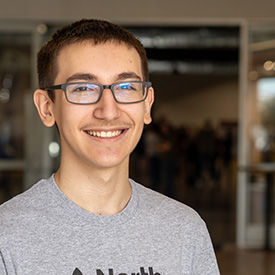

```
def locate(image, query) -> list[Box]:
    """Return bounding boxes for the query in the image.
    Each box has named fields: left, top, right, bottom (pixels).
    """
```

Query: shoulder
left=132, top=180, right=206, bottom=230
left=0, top=177, right=56, bottom=249
left=1, top=178, right=49, bottom=211
left=0, top=178, right=51, bottom=233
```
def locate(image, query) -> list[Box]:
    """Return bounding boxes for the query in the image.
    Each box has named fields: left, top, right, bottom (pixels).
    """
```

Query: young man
left=0, top=19, right=220, bottom=274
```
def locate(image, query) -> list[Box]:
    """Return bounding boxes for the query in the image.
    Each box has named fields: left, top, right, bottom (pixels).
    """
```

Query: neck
left=54, top=160, right=132, bottom=216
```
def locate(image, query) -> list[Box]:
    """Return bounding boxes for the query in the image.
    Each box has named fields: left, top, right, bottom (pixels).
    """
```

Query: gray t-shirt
left=0, top=175, right=220, bottom=274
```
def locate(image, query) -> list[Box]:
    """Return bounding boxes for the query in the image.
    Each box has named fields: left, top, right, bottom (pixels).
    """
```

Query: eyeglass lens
left=66, top=82, right=147, bottom=104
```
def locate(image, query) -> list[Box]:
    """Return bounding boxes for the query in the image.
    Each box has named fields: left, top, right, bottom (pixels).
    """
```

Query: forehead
left=55, top=41, right=143, bottom=83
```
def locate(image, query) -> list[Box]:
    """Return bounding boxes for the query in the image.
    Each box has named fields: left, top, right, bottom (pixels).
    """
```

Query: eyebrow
left=66, top=73, right=97, bottom=83
left=65, top=72, right=142, bottom=83
left=116, top=72, right=142, bottom=81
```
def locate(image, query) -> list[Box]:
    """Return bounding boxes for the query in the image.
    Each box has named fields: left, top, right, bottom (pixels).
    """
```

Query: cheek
left=130, top=107, right=147, bottom=140
left=127, top=105, right=147, bottom=124
left=54, top=105, right=83, bottom=134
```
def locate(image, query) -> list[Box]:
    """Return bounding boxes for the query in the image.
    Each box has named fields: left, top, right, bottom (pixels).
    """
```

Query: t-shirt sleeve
left=192, top=222, right=220, bottom=274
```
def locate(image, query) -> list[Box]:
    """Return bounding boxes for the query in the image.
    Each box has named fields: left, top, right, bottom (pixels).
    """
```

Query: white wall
left=0, top=0, right=274, bottom=24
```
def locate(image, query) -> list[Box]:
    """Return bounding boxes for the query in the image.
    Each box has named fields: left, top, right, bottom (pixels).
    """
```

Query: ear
left=33, top=89, right=56, bottom=127
left=144, top=87, right=154, bottom=125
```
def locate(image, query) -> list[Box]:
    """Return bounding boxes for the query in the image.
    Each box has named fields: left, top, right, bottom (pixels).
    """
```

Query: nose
left=93, top=88, right=121, bottom=121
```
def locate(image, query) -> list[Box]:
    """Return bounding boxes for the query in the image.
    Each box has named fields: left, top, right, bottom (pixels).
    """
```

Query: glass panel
left=245, top=24, right=275, bottom=247
left=0, top=31, right=31, bottom=203
left=247, top=25, right=275, bottom=165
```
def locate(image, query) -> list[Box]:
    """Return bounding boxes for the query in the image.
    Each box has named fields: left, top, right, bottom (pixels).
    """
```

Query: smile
left=86, top=130, right=123, bottom=138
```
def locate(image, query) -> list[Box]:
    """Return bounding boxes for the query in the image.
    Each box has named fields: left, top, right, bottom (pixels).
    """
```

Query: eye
left=74, top=86, right=88, bottom=92
left=117, top=82, right=137, bottom=91
left=72, top=83, right=98, bottom=93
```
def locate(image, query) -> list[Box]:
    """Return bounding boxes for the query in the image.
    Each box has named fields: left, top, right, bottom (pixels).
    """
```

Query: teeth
left=87, top=130, right=122, bottom=138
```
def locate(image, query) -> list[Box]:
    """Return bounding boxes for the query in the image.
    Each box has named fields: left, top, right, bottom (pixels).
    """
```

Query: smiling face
left=34, top=41, right=154, bottom=174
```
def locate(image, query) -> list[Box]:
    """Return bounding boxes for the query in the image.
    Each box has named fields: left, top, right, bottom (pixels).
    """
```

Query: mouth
left=85, top=130, right=124, bottom=138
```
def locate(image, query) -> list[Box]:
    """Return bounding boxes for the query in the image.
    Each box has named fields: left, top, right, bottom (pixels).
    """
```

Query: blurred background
left=0, top=0, right=275, bottom=274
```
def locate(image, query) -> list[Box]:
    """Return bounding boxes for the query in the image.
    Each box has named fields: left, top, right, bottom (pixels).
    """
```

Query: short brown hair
left=37, top=19, right=149, bottom=101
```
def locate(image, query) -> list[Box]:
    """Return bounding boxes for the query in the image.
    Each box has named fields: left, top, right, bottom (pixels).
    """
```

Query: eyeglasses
left=47, top=81, right=152, bottom=104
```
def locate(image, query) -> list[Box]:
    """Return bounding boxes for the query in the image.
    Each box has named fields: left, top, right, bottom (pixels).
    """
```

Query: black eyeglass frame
left=46, top=81, right=152, bottom=105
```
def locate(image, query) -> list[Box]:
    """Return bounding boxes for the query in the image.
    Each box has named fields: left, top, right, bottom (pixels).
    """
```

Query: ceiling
left=127, top=26, right=240, bottom=75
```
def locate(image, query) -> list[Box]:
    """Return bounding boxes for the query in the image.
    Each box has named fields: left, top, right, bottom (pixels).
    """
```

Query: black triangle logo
left=73, top=268, right=83, bottom=275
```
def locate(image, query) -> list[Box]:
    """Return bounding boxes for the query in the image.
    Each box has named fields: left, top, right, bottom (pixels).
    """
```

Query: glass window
left=0, top=31, right=31, bottom=203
